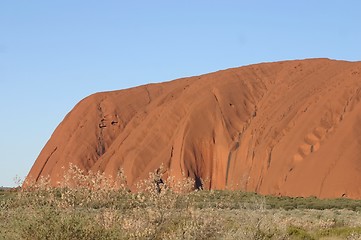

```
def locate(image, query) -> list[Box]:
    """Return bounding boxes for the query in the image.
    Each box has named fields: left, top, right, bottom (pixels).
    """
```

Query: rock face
left=25, top=58, right=361, bottom=199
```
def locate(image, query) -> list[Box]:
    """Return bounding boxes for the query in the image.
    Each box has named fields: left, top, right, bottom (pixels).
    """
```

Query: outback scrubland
left=2, top=166, right=361, bottom=240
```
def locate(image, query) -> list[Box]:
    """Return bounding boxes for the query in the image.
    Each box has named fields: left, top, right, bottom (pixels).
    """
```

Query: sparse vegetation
left=1, top=165, right=361, bottom=239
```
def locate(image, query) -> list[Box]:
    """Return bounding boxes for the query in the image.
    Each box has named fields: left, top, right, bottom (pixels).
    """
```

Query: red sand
left=25, top=58, right=361, bottom=199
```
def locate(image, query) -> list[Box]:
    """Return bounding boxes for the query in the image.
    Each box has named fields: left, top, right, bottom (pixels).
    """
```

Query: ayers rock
left=26, top=58, right=361, bottom=199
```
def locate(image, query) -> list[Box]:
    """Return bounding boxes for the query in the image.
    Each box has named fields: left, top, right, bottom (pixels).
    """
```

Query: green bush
left=287, top=225, right=315, bottom=240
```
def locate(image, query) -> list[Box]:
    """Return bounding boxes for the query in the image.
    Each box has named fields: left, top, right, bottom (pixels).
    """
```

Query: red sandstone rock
left=25, top=58, right=361, bottom=199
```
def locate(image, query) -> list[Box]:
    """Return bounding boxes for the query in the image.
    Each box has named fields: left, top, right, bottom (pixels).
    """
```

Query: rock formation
left=25, top=58, right=361, bottom=198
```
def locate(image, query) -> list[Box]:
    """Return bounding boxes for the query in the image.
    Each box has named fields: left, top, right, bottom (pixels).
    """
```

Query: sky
left=1, top=1, right=360, bottom=187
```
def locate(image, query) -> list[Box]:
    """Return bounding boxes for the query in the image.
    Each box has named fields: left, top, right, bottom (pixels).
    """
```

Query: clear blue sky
left=1, top=1, right=360, bottom=187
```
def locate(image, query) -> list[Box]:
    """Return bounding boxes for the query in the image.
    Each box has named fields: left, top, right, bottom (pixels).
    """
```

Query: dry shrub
left=2, top=164, right=361, bottom=239
left=12, top=164, right=223, bottom=239
left=122, top=165, right=221, bottom=239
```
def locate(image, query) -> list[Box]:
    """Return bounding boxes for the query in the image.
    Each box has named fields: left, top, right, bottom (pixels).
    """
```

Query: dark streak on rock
left=267, top=147, right=273, bottom=169
left=36, top=147, right=58, bottom=181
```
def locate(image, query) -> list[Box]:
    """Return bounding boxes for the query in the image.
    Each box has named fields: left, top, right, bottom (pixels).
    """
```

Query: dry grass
left=1, top=165, right=361, bottom=239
